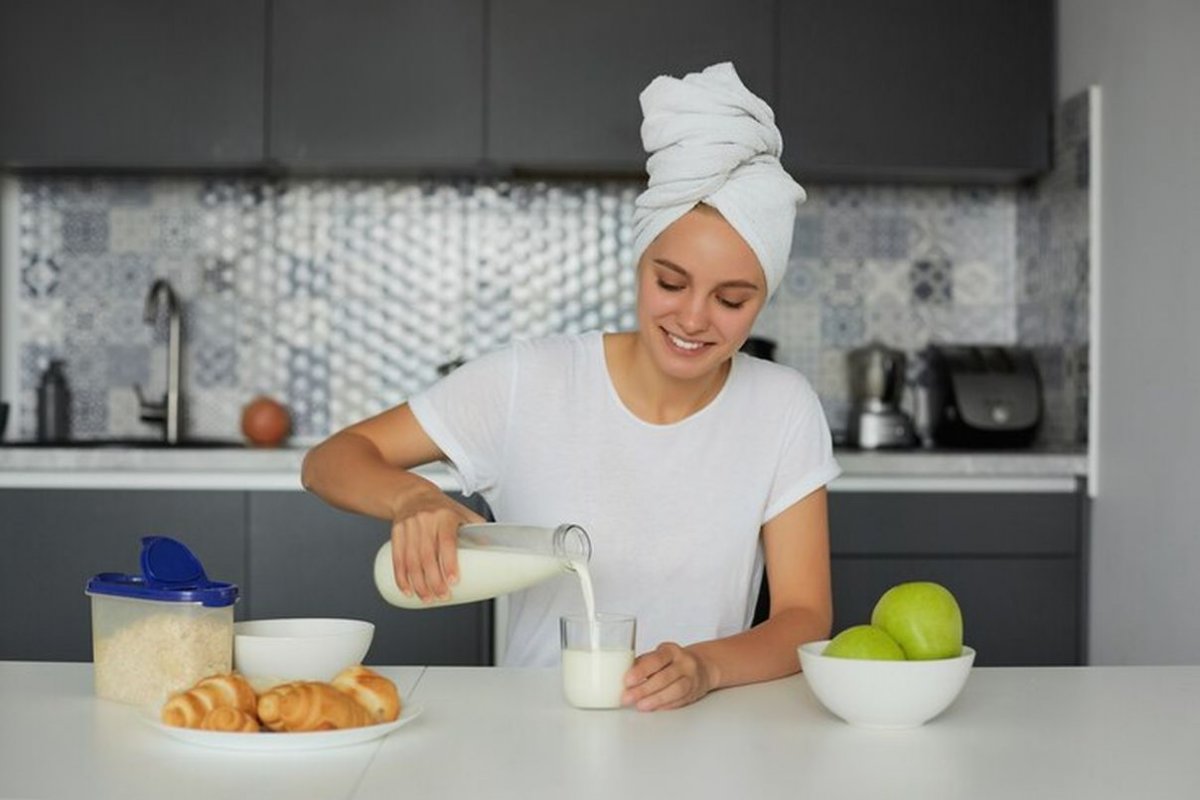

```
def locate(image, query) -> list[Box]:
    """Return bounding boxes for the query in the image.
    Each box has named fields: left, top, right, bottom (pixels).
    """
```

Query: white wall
left=1059, top=0, right=1200, bottom=664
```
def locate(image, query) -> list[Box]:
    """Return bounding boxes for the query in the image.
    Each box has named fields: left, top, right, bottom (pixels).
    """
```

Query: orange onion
left=241, top=396, right=292, bottom=448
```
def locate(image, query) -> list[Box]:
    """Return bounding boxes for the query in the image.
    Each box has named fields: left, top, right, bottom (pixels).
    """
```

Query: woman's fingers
left=404, top=522, right=432, bottom=601
left=393, top=510, right=474, bottom=602
left=390, top=523, right=411, bottom=596
left=624, top=648, right=672, bottom=689
left=624, top=666, right=682, bottom=709
left=437, top=523, right=460, bottom=588
left=418, top=525, right=448, bottom=600
left=389, top=498, right=484, bottom=602
left=622, top=644, right=682, bottom=707
left=637, top=675, right=694, bottom=711
left=622, top=643, right=712, bottom=711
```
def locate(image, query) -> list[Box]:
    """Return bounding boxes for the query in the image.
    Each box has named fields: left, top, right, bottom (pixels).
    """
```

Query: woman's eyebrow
left=653, top=258, right=689, bottom=277
left=653, top=258, right=761, bottom=291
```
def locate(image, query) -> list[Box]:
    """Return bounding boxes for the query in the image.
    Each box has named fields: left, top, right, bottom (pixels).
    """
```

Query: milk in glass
left=561, top=646, right=636, bottom=708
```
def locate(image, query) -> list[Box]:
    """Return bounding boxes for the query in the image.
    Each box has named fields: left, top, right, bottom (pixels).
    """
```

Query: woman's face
left=635, top=205, right=767, bottom=381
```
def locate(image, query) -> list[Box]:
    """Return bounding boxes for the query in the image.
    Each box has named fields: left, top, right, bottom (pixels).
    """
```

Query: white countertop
left=1, top=662, right=1196, bottom=799
left=0, top=444, right=1087, bottom=492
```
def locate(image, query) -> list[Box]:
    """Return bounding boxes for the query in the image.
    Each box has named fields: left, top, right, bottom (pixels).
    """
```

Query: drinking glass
left=559, top=613, right=636, bottom=709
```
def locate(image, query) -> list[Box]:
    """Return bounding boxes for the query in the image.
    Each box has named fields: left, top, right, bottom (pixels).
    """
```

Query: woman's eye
left=656, top=279, right=685, bottom=292
left=717, top=297, right=747, bottom=310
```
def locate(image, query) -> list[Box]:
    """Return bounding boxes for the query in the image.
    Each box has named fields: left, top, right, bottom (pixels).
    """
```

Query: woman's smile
left=662, top=327, right=714, bottom=355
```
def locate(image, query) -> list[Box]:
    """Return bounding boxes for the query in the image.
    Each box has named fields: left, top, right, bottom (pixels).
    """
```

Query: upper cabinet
left=777, top=0, right=1053, bottom=182
left=0, top=1, right=1054, bottom=181
left=0, top=0, right=266, bottom=169
left=268, top=0, right=485, bottom=171
left=487, top=0, right=776, bottom=173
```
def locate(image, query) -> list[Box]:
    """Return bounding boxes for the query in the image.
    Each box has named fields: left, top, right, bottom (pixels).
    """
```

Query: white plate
left=141, top=705, right=423, bottom=751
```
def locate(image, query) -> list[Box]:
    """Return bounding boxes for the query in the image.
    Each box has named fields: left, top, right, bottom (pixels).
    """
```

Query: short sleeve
left=762, top=378, right=842, bottom=523
left=407, top=345, right=516, bottom=497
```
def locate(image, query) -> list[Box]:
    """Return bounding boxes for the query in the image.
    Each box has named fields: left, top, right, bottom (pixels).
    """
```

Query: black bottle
left=36, top=359, right=71, bottom=442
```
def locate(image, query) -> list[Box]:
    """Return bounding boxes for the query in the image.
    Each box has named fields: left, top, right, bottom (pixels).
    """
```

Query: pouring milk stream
left=374, top=522, right=629, bottom=704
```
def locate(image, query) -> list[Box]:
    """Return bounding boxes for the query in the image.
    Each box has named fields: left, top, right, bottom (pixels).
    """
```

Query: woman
left=302, top=63, right=840, bottom=711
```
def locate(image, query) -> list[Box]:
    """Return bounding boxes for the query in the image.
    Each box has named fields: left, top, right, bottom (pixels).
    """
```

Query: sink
left=0, top=437, right=244, bottom=449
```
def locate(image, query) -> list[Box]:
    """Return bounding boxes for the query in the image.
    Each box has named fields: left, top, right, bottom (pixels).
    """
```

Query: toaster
left=925, top=345, right=1042, bottom=448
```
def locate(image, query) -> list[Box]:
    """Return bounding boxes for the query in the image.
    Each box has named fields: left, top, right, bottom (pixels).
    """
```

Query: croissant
left=161, top=673, right=258, bottom=728
left=332, top=666, right=402, bottom=723
left=255, top=682, right=300, bottom=732
left=257, top=682, right=373, bottom=732
left=199, top=706, right=260, bottom=733
left=196, top=673, right=258, bottom=714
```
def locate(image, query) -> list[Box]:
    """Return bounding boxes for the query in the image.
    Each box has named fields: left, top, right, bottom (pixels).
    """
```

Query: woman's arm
left=302, top=404, right=445, bottom=520
left=621, top=487, right=832, bottom=711
left=301, top=403, right=485, bottom=601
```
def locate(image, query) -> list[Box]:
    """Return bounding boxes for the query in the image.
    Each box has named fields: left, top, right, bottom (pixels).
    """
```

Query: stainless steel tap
left=135, top=279, right=182, bottom=444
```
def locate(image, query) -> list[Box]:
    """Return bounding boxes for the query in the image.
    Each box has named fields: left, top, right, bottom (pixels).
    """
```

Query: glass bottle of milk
left=374, top=523, right=591, bottom=608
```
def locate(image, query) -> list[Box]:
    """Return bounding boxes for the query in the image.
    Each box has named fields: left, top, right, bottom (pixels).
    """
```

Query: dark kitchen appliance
left=845, top=341, right=916, bottom=449
left=925, top=345, right=1042, bottom=448
left=740, top=336, right=777, bottom=361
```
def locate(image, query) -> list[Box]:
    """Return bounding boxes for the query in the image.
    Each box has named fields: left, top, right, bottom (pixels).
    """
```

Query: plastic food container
left=85, top=536, right=239, bottom=708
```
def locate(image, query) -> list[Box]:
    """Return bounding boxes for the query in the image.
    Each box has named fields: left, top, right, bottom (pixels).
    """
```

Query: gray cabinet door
left=488, top=0, right=775, bottom=172
left=247, top=492, right=491, bottom=666
left=0, top=0, right=266, bottom=168
left=777, top=0, right=1052, bottom=181
left=269, top=0, right=485, bottom=170
left=755, top=490, right=1084, bottom=666
left=0, top=490, right=247, bottom=661
left=827, top=491, right=1083, bottom=666
left=831, top=558, right=1080, bottom=667
left=828, top=491, right=1081, bottom=557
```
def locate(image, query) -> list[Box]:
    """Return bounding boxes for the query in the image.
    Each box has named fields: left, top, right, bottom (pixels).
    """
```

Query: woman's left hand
left=621, top=642, right=717, bottom=711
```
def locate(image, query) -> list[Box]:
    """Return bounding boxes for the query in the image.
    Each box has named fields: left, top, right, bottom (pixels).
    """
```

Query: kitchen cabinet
left=830, top=557, right=1078, bottom=665
left=487, top=0, right=776, bottom=172
left=0, top=487, right=493, bottom=665
left=268, top=0, right=485, bottom=171
left=0, top=489, right=247, bottom=661
left=247, top=491, right=492, bottom=666
left=0, top=1, right=1054, bottom=180
left=756, top=489, right=1084, bottom=666
left=777, top=0, right=1053, bottom=182
left=0, top=0, right=266, bottom=169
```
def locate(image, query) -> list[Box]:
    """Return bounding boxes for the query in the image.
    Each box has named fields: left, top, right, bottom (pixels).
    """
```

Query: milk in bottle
left=374, top=523, right=591, bottom=609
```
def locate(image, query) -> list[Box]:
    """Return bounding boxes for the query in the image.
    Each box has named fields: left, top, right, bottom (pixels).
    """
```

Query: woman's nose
left=677, top=294, right=709, bottom=334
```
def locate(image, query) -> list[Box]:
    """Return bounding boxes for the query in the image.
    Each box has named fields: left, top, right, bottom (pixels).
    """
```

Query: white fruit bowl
left=798, top=640, right=975, bottom=729
left=233, top=618, right=374, bottom=686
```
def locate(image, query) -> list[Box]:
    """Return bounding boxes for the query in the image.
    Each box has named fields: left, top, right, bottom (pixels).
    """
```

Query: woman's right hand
left=389, top=485, right=486, bottom=603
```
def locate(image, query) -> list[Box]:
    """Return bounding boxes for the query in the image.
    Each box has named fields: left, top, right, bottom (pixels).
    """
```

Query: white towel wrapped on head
left=632, top=62, right=806, bottom=298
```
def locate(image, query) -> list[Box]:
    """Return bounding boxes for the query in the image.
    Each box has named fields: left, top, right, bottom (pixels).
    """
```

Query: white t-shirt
left=408, top=331, right=841, bottom=667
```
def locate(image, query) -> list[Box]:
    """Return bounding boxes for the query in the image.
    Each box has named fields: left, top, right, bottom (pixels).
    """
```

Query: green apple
left=870, top=581, right=963, bottom=660
left=822, top=624, right=906, bottom=660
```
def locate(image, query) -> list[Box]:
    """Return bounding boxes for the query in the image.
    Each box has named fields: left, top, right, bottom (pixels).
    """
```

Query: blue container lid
left=85, top=536, right=238, bottom=607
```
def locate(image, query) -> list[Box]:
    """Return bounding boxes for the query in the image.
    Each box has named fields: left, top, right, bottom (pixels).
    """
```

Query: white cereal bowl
left=798, top=640, right=975, bottom=729
left=233, top=618, right=374, bottom=685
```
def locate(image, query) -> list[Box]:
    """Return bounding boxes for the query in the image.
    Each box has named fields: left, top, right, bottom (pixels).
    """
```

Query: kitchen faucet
left=135, top=278, right=182, bottom=444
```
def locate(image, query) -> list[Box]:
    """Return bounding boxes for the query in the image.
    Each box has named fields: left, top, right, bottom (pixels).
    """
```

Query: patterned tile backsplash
left=2, top=96, right=1091, bottom=447
left=1016, top=89, right=1093, bottom=446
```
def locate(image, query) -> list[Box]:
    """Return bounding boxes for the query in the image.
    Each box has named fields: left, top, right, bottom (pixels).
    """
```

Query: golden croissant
left=257, top=681, right=374, bottom=732
left=161, top=673, right=258, bottom=728
left=199, top=706, right=260, bottom=733
left=332, top=665, right=402, bottom=723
